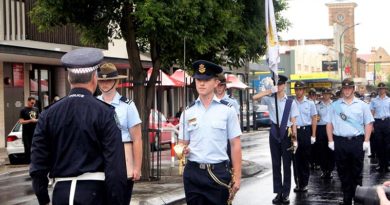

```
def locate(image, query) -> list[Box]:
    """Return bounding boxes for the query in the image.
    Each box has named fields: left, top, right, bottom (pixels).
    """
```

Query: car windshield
left=12, top=122, right=22, bottom=132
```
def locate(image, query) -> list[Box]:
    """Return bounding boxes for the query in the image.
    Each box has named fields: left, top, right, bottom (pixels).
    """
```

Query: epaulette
left=43, top=97, right=64, bottom=110
left=220, top=99, right=233, bottom=107
left=95, top=98, right=116, bottom=109
left=186, top=101, right=196, bottom=110
left=120, top=96, right=133, bottom=105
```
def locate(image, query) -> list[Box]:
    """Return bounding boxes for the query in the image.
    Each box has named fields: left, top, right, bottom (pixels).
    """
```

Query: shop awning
left=226, top=74, right=248, bottom=89
left=118, top=68, right=182, bottom=88
left=170, top=69, right=192, bottom=85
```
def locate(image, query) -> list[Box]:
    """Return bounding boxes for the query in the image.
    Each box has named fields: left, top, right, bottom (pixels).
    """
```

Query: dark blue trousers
left=52, top=180, right=107, bottom=205
left=293, top=126, right=311, bottom=188
left=374, top=119, right=390, bottom=170
left=316, top=125, right=335, bottom=172
left=334, top=135, right=364, bottom=205
left=183, top=161, right=231, bottom=205
left=269, top=129, right=292, bottom=196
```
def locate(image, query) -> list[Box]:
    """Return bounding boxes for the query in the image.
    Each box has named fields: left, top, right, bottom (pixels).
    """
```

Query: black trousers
left=125, top=179, right=134, bottom=205
left=53, top=180, right=107, bottom=205
left=334, top=135, right=364, bottom=205
left=183, top=161, right=231, bottom=205
left=269, top=130, right=292, bottom=196
left=22, top=133, right=33, bottom=163
left=293, top=126, right=311, bottom=188
left=374, top=119, right=390, bottom=169
left=316, top=125, right=335, bottom=172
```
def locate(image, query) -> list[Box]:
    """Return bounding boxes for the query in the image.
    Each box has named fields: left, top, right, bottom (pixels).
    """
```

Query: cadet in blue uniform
left=29, top=48, right=127, bottom=205
left=178, top=60, right=242, bottom=205
left=97, top=63, right=143, bottom=203
left=370, top=82, right=390, bottom=173
left=253, top=75, right=299, bottom=204
left=293, top=81, right=317, bottom=193
left=315, top=88, right=334, bottom=179
left=215, top=73, right=240, bottom=116
left=325, top=78, right=374, bottom=205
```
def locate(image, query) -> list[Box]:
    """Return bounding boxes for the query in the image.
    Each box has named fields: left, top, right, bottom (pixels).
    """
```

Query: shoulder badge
left=220, top=99, right=233, bottom=107
left=95, top=98, right=115, bottom=109
left=186, top=101, right=196, bottom=110
left=120, top=96, right=133, bottom=105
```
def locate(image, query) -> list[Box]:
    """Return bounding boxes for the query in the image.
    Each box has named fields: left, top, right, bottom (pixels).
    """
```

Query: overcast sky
left=279, top=0, right=390, bottom=54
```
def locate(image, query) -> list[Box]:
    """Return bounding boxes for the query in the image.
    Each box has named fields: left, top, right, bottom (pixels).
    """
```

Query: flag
left=265, top=0, right=279, bottom=85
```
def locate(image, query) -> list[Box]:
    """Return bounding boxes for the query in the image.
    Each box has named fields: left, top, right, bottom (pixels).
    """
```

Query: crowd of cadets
left=253, top=76, right=388, bottom=205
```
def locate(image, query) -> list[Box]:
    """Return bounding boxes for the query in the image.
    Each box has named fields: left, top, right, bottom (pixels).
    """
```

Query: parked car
left=255, top=105, right=271, bottom=127
left=6, top=122, right=25, bottom=164
left=149, top=110, right=178, bottom=151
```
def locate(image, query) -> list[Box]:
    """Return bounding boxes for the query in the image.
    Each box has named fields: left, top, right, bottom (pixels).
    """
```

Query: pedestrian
left=97, top=62, right=143, bottom=204
left=215, top=73, right=240, bottom=116
left=178, top=60, right=242, bottom=205
left=19, top=96, right=39, bottom=163
left=293, top=81, right=318, bottom=193
left=325, top=78, right=374, bottom=205
left=29, top=48, right=127, bottom=205
left=315, top=88, right=335, bottom=179
left=252, top=74, right=299, bottom=204
left=370, top=82, right=390, bottom=173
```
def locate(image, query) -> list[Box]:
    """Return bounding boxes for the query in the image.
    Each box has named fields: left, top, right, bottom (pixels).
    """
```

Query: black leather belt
left=187, top=160, right=229, bottom=170
left=297, top=125, right=311, bottom=130
left=375, top=117, right=390, bottom=121
left=335, top=135, right=364, bottom=140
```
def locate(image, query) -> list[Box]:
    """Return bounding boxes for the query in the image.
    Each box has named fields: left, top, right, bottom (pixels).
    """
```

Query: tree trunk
left=122, top=2, right=151, bottom=179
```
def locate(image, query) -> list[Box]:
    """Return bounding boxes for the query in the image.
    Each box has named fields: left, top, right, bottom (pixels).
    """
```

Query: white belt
left=54, top=172, right=105, bottom=205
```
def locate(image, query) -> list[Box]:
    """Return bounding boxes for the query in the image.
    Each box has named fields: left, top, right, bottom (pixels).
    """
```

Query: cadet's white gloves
left=363, top=141, right=370, bottom=151
left=311, top=136, right=316, bottom=144
left=271, top=86, right=278, bottom=94
left=328, top=141, right=335, bottom=151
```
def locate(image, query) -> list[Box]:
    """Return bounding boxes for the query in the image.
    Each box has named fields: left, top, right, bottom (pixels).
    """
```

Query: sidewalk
left=0, top=131, right=265, bottom=205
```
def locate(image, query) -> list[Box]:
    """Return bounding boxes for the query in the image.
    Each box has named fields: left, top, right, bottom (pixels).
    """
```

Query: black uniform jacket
left=29, top=88, right=127, bottom=205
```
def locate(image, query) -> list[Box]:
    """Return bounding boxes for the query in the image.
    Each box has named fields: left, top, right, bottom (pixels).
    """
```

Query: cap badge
left=102, top=74, right=107, bottom=79
left=199, top=64, right=206, bottom=74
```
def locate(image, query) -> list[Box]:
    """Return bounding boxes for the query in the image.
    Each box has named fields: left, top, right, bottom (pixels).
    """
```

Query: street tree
left=30, top=0, right=289, bottom=179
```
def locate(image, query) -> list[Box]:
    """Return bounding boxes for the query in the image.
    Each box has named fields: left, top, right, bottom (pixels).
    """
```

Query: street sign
left=322, top=60, right=338, bottom=72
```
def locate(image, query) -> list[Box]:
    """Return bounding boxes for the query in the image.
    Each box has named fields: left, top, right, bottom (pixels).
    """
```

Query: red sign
left=12, top=63, right=24, bottom=87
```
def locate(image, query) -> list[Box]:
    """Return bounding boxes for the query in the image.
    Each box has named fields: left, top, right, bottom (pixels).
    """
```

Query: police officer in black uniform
left=29, top=48, right=127, bottom=205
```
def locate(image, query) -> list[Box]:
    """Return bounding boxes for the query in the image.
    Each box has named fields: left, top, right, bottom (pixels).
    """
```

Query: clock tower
left=326, top=0, right=358, bottom=78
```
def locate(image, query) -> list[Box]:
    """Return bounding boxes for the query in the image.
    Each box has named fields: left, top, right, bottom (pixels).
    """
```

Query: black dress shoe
left=281, top=195, right=290, bottom=204
left=272, top=193, right=282, bottom=204
left=300, top=186, right=308, bottom=192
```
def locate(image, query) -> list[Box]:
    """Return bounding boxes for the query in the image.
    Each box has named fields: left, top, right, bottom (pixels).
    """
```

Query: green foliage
left=30, top=0, right=289, bottom=68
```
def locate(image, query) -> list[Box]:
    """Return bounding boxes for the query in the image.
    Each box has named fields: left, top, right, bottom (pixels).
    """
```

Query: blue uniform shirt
left=260, top=94, right=299, bottom=127
left=295, top=97, right=317, bottom=126
left=222, top=93, right=240, bottom=115
left=97, top=92, right=142, bottom=142
left=370, top=95, right=390, bottom=119
left=178, top=95, right=242, bottom=164
left=325, top=97, right=374, bottom=137
left=316, top=100, right=332, bottom=126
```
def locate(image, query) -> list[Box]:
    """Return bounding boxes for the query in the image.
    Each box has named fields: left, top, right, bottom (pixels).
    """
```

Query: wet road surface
left=1, top=128, right=389, bottom=205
